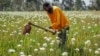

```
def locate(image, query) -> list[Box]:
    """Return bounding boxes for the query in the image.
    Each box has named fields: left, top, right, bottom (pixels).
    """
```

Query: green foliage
left=0, top=0, right=100, bottom=11
left=62, top=0, right=74, bottom=10
left=75, top=0, right=83, bottom=10
left=96, top=0, right=100, bottom=10
left=88, top=0, right=100, bottom=10
left=0, top=0, right=10, bottom=10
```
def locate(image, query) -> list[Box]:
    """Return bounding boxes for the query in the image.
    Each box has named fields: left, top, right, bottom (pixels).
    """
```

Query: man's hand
left=46, top=26, right=51, bottom=29
left=45, top=26, right=56, bottom=35
left=52, top=30, right=56, bottom=35
left=45, top=26, right=52, bottom=31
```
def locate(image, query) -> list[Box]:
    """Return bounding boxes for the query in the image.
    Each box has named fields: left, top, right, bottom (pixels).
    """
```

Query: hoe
left=22, top=22, right=55, bottom=35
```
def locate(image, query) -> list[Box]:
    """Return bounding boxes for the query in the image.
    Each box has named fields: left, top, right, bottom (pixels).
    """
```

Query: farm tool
left=22, top=22, right=55, bottom=35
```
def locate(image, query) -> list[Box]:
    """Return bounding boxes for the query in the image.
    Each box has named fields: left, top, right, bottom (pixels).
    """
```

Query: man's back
left=47, top=6, right=70, bottom=30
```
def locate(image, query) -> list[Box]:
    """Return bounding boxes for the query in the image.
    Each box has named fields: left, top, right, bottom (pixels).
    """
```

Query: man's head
left=43, top=2, right=53, bottom=14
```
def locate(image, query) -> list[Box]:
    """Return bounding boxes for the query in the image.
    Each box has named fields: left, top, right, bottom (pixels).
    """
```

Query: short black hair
left=43, top=2, right=50, bottom=7
left=43, top=2, right=51, bottom=10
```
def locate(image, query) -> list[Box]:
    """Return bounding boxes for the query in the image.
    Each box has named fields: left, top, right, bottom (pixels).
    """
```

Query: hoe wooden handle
left=29, top=22, right=55, bottom=34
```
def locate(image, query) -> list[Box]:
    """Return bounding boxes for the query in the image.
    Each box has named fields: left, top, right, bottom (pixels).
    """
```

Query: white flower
left=93, top=35, right=96, bottom=38
left=2, top=24, right=6, bottom=27
left=71, top=38, right=76, bottom=41
left=44, top=37, right=48, bottom=40
left=50, top=42, right=54, bottom=46
left=20, top=51, right=24, bottom=55
left=87, top=26, right=91, bottom=29
left=50, top=40, right=55, bottom=45
left=51, top=40, right=55, bottom=43
left=71, top=38, right=76, bottom=45
left=85, top=40, right=91, bottom=46
left=8, top=49, right=16, bottom=53
left=73, top=32, right=78, bottom=36
left=56, top=36, right=59, bottom=39
left=82, top=26, right=85, bottom=30
left=39, top=47, right=45, bottom=51
left=34, top=48, right=38, bottom=52
left=44, top=37, right=51, bottom=42
left=75, top=48, right=80, bottom=52
left=10, top=33, right=14, bottom=36
left=94, top=24, right=97, bottom=26
left=43, top=32, right=46, bottom=34
left=95, top=50, right=100, bottom=54
left=25, top=33, right=29, bottom=36
left=96, top=34, right=100, bottom=37
left=46, top=38, right=51, bottom=42
left=18, top=32, right=21, bottom=35
left=30, top=39, right=33, bottom=41
left=43, top=43, right=47, bottom=47
left=28, top=55, right=32, bottom=56
left=19, top=51, right=26, bottom=56
left=89, top=48, right=92, bottom=52
left=13, top=31, right=17, bottom=33
left=20, top=54, right=26, bottom=56
left=32, top=40, right=35, bottom=42
left=17, top=44, right=22, bottom=47
left=20, top=40, right=23, bottom=43
left=50, top=48, right=54, bottom=52
left=37, top=30, right=40, bottom=32
left=97, top=48, right=100, bottom=51
left=94, top=43, right=98, bottom=46
left=62, top=52, right=68, bottom=56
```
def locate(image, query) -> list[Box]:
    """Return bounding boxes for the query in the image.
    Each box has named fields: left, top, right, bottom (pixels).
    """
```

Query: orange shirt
left=47, top=6, right=70, bottom=31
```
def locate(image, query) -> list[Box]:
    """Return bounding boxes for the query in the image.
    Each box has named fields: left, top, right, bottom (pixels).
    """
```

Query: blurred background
left=0, top=0, right=100, bottom=11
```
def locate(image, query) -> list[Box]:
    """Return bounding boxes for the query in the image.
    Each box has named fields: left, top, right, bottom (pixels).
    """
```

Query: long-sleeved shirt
left=47, top=6, right=70, bottom=31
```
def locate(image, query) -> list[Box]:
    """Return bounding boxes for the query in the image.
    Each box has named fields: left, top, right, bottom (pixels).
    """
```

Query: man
left=43, top=2, right=70, bottom=47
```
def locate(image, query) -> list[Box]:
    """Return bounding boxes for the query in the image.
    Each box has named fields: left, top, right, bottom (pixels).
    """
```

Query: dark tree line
left=88, top=0, right=100, bottom=10
left=0, top=0, right=100, bottom=11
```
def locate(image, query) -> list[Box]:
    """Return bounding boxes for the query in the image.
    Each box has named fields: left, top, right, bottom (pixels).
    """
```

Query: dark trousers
left=58, top=27, right=69, bottom=47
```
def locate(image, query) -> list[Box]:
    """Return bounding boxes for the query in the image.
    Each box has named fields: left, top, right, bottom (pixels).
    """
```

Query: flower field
left=0, top=11, right=100, bottom=56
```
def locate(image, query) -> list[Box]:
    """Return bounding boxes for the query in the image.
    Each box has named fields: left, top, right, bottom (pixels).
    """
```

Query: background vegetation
left=0, top=0, right=100, bottom=11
